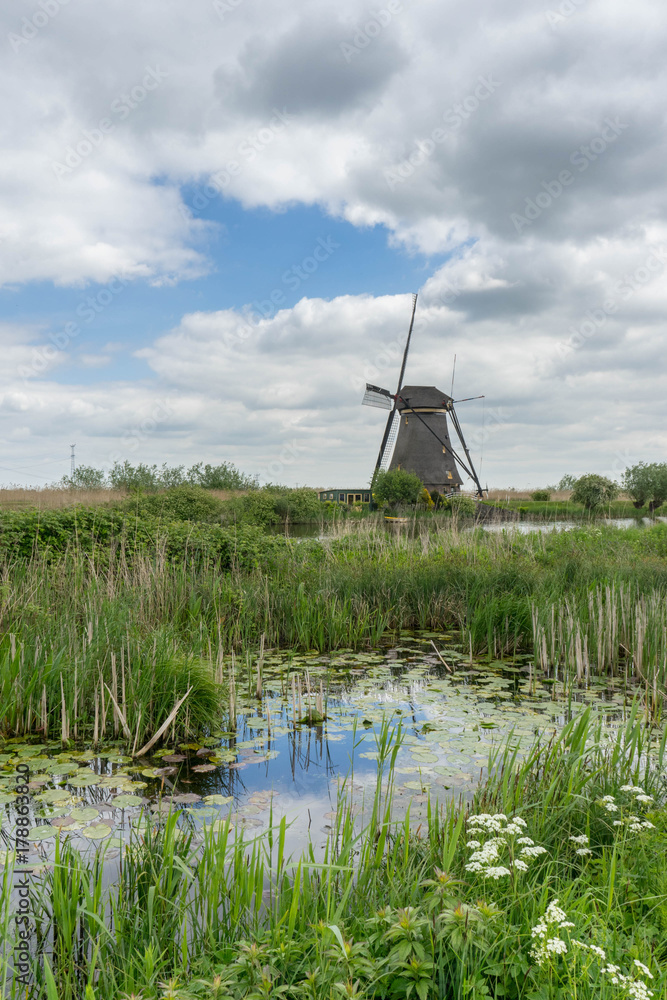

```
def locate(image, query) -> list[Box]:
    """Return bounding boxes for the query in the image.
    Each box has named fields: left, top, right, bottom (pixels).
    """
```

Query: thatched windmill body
left=362, top=294, right=484, bottom=497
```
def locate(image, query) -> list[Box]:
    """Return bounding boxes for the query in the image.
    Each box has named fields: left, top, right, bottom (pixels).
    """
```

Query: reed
left=2, top=712, right=665, bottom=999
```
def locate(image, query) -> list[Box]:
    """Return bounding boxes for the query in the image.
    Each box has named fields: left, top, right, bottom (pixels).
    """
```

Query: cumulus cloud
left=1, top=0, right=667, bottom=485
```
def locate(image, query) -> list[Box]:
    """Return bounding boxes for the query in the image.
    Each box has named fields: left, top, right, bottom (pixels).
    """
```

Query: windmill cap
left=396, top=385, right=453, bottom=409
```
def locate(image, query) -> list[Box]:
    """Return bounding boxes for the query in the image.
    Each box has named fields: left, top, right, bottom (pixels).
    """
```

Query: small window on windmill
left=339, top=493, right=344, bottom=501
left=329, top=493, right=333, bottom=499
left=442, top=446, right=446, bottom=454
left=447, top=472, right=452, bottom=480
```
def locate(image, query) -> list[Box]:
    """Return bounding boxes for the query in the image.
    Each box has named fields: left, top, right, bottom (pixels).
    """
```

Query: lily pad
left=27, top=825, right=57, bottom=841
left=70, top=807, right=100, bottom=822
left=81, top=823, right=113, bottom=840
left=111, top=794, right=143, bottom=808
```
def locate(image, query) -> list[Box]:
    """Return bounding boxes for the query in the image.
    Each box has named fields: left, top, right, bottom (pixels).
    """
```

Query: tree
left=557, top=474, right=577, bottom=490
left=371, top=469, right=424, bottom=507
left=58, top=465, right=107, bottom=489
left=622, top=462, right=667, bottom=512
left=570, top=474, right=619, bottom=510
left=187, top=462, right=258, bottom=490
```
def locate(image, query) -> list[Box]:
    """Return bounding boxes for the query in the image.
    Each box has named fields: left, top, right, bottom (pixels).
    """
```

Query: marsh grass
left=3, top=522, right=667, bottom=740
left=2, top=710, right=665, bottom=999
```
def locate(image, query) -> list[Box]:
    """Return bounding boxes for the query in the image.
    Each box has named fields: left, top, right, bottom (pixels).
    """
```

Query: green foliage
left=54, top=460, right=256, bottom=493
left=623, top=462, right=667, bottom=511
left=219, top=486, right=322, bottom=525
left=442, top=494, right=477, bottom=516
left=187, top=461, right=258, bottom=490
left=372, top=469, right=424, bottom=506
left=530, top=489, right=551, bottom=502
left=571, top=474, right=619, bottom=510
left=557, top=474, right=577, bottom=490
left=58, top=465, right=107, bottom=489
left=120, top=485, right=225, bottom=522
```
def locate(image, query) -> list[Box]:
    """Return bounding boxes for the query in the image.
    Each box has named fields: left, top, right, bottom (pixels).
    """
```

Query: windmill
left=362, top=293, right=485, bottom=497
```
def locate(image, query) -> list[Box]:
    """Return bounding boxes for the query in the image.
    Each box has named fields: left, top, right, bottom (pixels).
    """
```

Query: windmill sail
left=379, top=411, right=400, bottom=469
left=362, top=384, right=393, bottom=410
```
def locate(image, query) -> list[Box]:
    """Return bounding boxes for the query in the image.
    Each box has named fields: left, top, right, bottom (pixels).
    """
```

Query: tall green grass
left=2, top=521, right=667, bottom=739
left=1, top=710, right=665, bottom=998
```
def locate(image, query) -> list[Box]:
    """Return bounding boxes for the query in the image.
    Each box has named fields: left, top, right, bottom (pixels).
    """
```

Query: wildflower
left=629, top=823, right=644, bottom=832
left=517, top=837, right=534, bottom=846
left=635, top=794, right=653, bottom=804
left=603, top=801, right=619, bottom=813
left=601, top=795, right=616, bottom=803
left=544, top=900, right=568, bottom=924
left=484, top=866, right=511, bottom=879
left=466, top=840, right=481, bottom=849
left=569, top=834, right=589, bottom=845
left=620, top=785, right=645, bottom=794
left=589, top=944, right=606, bottom=960
left=613, top=820, right=625, bottom=826
left=642, top=821, right=655, bottom=829
left=512, top=859, right=528, bottom=872
left=546, top=938, right=567, bottom=955
left=576, top=847, right=592, bottom=856
left=511, top=816, right=528, bottom=828
left=634, top=960, right=653, bottom=979
left=505, top=823, right=523, bottom=834
left=493, top=813, right=507, bottom=821
left=520, top=845, right=547, bottom=857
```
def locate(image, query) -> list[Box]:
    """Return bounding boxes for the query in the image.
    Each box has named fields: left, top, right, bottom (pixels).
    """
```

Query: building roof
left=396, top=385, right=453, bottom=409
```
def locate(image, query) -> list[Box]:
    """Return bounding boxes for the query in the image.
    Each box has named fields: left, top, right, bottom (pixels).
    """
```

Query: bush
left=531, top=489, right=552, bottom=502
left=219, top=486, right=322, bottom=526
left=443, top=494, right=477, bottom=517
left=622, top=462, right=667, bottom=512
left=120, top=485, right=225, bottom=522
left=187, top=462, right=257, bottom=490
left=58, top=465, right=107, bottom=489
left=571, top=474, right=619, bottom=510
left=557, top=474, right=577, bottom=490
left=371, top=469, right=424, bottom=507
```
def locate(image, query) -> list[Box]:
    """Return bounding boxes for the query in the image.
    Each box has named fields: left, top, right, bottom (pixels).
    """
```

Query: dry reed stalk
left=111, top=653, right=119, bottom=737
left=103, top=683, right=133, bottom=740
left=134, top=686, right=193, bottom=758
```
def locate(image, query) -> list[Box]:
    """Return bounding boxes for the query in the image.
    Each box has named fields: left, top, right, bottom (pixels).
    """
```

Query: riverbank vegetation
left=2, top=711, right=665, bottom=999
left=2, top=513, right=667, bottom=742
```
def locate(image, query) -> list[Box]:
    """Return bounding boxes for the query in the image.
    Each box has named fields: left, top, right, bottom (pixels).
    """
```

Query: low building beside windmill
left=318, top=488, right=372, bottom=504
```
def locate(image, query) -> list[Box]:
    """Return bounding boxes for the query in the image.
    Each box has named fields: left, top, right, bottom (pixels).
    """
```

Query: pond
left=0, top=633, right=636, bottom=867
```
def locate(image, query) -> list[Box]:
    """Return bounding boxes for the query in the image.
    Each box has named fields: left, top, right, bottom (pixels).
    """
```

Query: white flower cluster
left=600, top=795, right=619, bottom=813
left=465, top=813, right=541, bottom=879
left=602, top=962, right=654, bottom=999
left=562, top=927, right=656, bottom=997
left=530, top=899, right=574, bottom=967
left=598, top=787, right=655, bottom=833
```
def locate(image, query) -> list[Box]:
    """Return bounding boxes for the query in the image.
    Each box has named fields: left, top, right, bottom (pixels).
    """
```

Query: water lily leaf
left=192, top=764, right=216, bottom=773
left=81, top=823, right=112, bottom=840
left=68, top=773, right=99, bottom=787
left=70, top=807, right=100, bottom=822
left=111, top=794, right=143, bottom=808
left=172, top=793, right=202, bottom=804
left=160, top=754, right=186, bottom=764
left=39, top=789, right=72, bottom=804
left=202, top=794, right=233, bottom=806
left=27, top=825, right=57, bottom=841
left=411, top=752, right=439, bottom=764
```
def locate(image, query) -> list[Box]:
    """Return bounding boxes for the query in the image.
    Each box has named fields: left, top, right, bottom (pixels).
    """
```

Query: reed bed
left=1, top=711, right=665, bottom=999
left=2, top=520, right=667, bottom=740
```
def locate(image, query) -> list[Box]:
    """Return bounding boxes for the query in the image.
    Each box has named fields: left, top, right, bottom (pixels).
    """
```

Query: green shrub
left=623, top=462, right=667, bottom=512
left=120, top=485, right=225, bottom=522
left=219, top=486, right=322, bottom=525
left=444, top=494, right=477, bottom=516
left=530, top=489, right=551, bottom=501
left=371, top=468, right=423, bottom=506
left=571, top=474, right=619, bottom=510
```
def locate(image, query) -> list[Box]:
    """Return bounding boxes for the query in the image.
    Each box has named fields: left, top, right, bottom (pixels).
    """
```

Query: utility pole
left=70, top=444, right=76, bottom=478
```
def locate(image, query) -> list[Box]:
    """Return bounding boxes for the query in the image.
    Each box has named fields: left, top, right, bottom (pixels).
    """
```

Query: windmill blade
left=362, top=383, right=393, bottom=410
left=448, top=404, right=485, bottom=497
left=379, top=411, right=400, bottom=469
left=374, top=293, right=418, bottom=472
